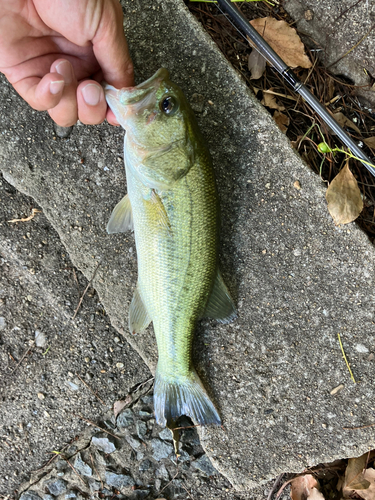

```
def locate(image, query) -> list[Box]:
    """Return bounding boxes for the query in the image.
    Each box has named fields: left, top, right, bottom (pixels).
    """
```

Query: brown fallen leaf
left=113, top=395, right=132, bottom=417
left=261, top=91, right=285, bottom=111
left=332, top=112, right=361, bottom=134
left=364, top=136, right=375, bottom=149
left=250, top=17, right=312, bottom=69
left=291, top=474, right=325, bottom=500
left=326, top=162, right=363, bottom=225
left=248, top=48, right=267, bottom=79
left=354, top=469, right=375, bottom=500
left=273, top=110, right=290, bottom=133
left=8, top=208, right=41, bottom=223
left=343, top=453, right=371, bottom=497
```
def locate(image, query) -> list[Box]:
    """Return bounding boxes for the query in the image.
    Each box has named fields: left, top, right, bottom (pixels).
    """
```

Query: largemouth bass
left=104, top=69, right=236, bottom=427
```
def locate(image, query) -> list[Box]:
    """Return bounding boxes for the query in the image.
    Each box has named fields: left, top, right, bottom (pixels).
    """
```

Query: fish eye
left=160, top=96, right=178, bottom=115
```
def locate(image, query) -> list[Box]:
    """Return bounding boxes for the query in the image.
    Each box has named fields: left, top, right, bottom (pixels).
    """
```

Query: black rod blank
left=216, top=0, right=375, bottom=177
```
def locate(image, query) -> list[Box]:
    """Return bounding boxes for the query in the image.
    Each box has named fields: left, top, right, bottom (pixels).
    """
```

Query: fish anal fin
left=107, top=194, right=133, bottom=234
left=204, top=270, right=237, bottom=324
left=129, top=285, right=151, bottom=334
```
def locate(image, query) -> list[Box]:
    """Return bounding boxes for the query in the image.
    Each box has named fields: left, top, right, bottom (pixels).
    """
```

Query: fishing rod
left=215, top=0, right=375, bottom=177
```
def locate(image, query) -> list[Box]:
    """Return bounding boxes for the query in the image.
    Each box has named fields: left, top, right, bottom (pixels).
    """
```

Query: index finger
left=92, top=0, right=134, bottom=89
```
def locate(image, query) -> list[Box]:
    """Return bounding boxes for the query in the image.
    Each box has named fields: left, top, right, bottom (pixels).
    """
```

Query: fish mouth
left=103, top=68, right=170, bottom=107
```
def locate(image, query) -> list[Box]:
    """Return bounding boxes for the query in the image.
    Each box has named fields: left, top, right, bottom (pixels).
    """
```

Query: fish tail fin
left=153, top=368, right=221, bottom=427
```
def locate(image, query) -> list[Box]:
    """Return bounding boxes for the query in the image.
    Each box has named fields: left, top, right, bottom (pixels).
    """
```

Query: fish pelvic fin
left=153, top=368, right=221, bottom=427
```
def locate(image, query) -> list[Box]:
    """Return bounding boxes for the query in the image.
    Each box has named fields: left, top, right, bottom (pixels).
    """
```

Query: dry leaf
left=113, top=395, right=132, bottom=417
left=364, top=137, right=375, bottom=149
left=261, top=92, right=285, bottom=111
left=248, top=49, right=267, bottom=79
left=332, top=112, right=361, bottom=134
left=326, top=162, right=363, bottom=225
left=273, top=110, right=290, bottom=133
left=250, top=17, right=312, bottom=69
left=343, top=454, right=372, bottom=497
left=355, top=469, right=375, bottom=500
left=291, top=475, right=325, bottom=500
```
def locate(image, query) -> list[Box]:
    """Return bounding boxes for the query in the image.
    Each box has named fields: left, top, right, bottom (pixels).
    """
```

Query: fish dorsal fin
left=129, top=285, right=152, bottom=334
left=204, top=270, right=237, bottom=324
left=107, top=194, right=133, bottom=234
left=150, top=190, right=171, bottom=233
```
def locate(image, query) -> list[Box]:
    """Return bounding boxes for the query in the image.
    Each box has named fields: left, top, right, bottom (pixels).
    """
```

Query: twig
left=91, top=453, right=104, bottom=490
left=343, top=422, right=375, bottom=430
left=267, top=473, right=285, bottom=500
left=72, top=262, right=101, bottom=319
left=327, top=23, right=375, bottom=69
left=64, top=458, right=87, bottom=486
left=158, top=470, right=180, bottom=495
left=181, top=483, right=196, bottom=500
left=8, top=208, right=41, bottom=223
left=76, top=373, right=107, bottom=406
left=11, top=342, right=34, bottom=374
left=72, top=414, right=119, bottom=439
left=337, top=333, right=356, bottom=383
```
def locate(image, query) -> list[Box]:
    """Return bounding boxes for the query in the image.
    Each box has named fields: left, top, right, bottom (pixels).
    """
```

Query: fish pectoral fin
left=107, top=194, right=133, bottom=234
left=129, top=285, right=152, bottom=334
left=203, top=269, right=237, bottom=324
left=150, top=190, right=171, bottom=233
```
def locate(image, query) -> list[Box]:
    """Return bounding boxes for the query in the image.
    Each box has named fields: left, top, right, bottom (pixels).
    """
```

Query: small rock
left=191, top=455, right=218, bottom=476
left=151, top=439, right=174, bottom=461
left=136, top=420, right=147, bottom=439
left=91, top=436, right=116, bottom=454
left=369, top=353, right=374, bottom=361
left=116, top=362, right=124, bottom=369
left=139, top=459, right=152, bottom=472
left=158, top=428, right=172, bottom=441
left=125, top=434, right=141, bottom=450
left=140, top=395, right=153, bottom=405
left=330, top=384, right=344, bottom=395
left=46, top=478, right=68, bottom=496
left=155, top=478, right=162, bottom=491
left=35, top=330, right=46, bottom=347
left=0, top=316, right=6, bottom=330
left=147, top=419, right=155, bottom=430
left=105, top=471, right=135, bottom=489
left=155, top=463, right=169, bottom=481
left=64, top=492, right=76, bottom=499
left=66, top=381, right=79, bottom=391
left=138, top=410, right=151, bottom=418
left=117, top=408, right=134, bottom=429
left=355, top=344, right=369, bottom=353
left=137, top=451, right=145, bottom=461
left=19, top=492, right=42, bottom=500
left=293, top=180, right=301, bottom=190
left=304, top=9, right=314, bottom=21
left=37, top=392, right=45, bottom=400
left=73, top=452, right=92, bottom=476
left=88, top=479, right=101, bottom=492
left=129, top=490, right=150, bottom=500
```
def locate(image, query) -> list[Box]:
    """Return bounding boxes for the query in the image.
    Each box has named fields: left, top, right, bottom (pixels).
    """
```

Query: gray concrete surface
left=1, top=0, right=375, bottom=495
left=283, top=0, right=375, bottom=107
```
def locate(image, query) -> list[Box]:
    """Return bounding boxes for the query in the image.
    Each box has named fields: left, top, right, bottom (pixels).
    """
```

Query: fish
left=104, top=68, right=236, bottom=427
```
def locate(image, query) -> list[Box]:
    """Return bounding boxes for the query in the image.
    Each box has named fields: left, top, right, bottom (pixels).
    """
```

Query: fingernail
left=50, top=80, right=65, bottom=95
left=55, top=60, right=74, bottom=85
left=81, top=84, right=101, bottom=106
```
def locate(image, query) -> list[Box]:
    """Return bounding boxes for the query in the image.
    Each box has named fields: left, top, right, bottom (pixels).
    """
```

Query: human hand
left=0, top=0, right=134, bottom=126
